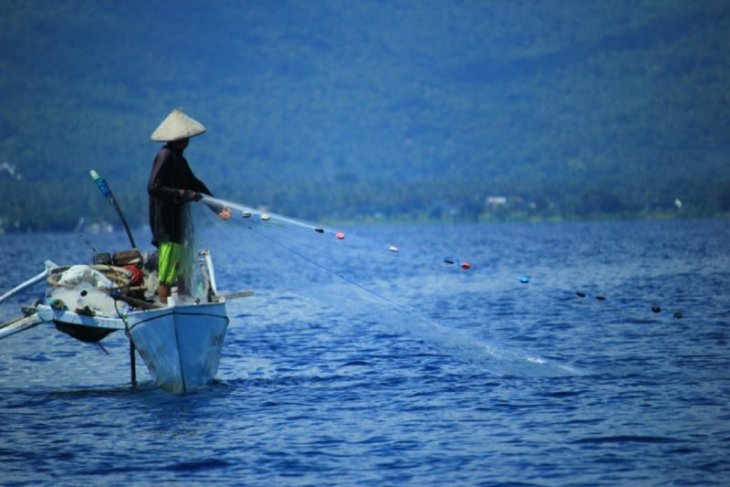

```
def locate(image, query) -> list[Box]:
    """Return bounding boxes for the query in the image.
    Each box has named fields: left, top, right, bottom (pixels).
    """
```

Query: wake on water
left=195, top=196, right=582, bottom=378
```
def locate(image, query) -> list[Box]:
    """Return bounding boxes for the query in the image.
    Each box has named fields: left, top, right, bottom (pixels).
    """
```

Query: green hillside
left=1, top=0, right=729, bottom=231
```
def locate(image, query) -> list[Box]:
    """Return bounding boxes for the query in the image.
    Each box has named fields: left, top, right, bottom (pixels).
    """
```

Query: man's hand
left=218, top=208, right=231, bottom=220
left=181, top=189, right=202, bottom=202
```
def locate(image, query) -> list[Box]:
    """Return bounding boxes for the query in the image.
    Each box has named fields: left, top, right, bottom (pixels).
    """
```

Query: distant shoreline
left=322, top=210, right=730, bottom=227
left=1, top=210, right=727, bottom=235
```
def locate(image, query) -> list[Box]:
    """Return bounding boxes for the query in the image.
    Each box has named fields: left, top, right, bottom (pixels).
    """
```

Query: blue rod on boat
left=89, top=169, right=137, bottom=248
left=90, top=169, right=138, bottom=386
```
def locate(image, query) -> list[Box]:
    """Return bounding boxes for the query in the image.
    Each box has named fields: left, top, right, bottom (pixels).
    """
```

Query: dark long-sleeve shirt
left=147, top=144, right=212, bottom=247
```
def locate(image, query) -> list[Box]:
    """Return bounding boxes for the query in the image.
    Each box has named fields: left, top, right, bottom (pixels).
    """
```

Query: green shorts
left=158, top=242, right=183, bottom=285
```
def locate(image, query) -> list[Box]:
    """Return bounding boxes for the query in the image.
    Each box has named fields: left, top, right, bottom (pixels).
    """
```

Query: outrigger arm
left=0, top=260, right=58, bottom=306
left=0, top=261, right=59, bottom=340
left=0, top=314, right=45, bottom=340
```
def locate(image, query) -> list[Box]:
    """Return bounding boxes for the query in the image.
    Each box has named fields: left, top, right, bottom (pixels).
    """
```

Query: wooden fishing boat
left=0, top=249, right=240, bottom=393
left=0, top=170, right=250, bottom=393
left=36, top=298, right=229, bottom=393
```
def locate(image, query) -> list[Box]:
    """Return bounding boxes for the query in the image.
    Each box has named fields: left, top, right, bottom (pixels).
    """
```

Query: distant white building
left=486, top=196, right=508, bottom=206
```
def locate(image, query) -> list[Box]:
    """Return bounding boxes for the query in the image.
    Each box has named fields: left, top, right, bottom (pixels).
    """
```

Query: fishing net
left=188, top=196, right=581, bottom=377
left=177, top=204, right=211, bottom=304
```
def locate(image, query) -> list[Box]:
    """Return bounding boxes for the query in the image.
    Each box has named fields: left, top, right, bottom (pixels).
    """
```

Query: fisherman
left=147, top=108, right=227, bottom=305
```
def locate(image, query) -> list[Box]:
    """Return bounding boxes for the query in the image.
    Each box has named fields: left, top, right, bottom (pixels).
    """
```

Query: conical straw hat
left=150, top=108, right=206, bottom=142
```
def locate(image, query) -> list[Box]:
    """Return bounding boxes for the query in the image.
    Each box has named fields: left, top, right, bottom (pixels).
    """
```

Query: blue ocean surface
left=1, top=218, right=729, bottom=486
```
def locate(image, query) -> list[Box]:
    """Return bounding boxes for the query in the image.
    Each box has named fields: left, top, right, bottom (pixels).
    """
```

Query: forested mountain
left=1, top=0, right=729, bottom=231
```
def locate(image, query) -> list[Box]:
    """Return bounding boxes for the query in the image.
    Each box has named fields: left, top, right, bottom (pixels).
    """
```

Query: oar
left=90, top=169, right=137, bottom=248
left=0, top=260, right=58, bottom=306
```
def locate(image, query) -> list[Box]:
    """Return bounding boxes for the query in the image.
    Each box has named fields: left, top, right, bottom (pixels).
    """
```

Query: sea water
left=0, top=219, right=729, bottom=486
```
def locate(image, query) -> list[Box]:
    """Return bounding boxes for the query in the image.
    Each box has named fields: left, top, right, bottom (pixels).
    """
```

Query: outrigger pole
left=0, top=261, right=56, bottom=306
left=89, top=169, right=138, bottom=386
left=89, top=170, right=137, bottom=249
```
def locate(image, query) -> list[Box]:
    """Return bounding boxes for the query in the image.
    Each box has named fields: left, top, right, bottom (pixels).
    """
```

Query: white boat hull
left=35, top=300, right=229, bottom=393
left=127, top=301, right=229, bottom=393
